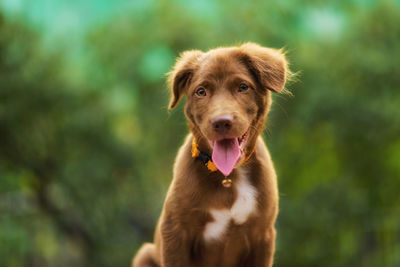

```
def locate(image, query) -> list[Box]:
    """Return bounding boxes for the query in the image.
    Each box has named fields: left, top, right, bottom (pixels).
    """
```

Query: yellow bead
left=222, top=179, right=232, bottom=188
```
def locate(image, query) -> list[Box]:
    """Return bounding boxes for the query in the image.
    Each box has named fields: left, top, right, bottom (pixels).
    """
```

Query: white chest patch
left=203, top=168, right=258, bottom=242
left=203, top=209, right=231, bottom=242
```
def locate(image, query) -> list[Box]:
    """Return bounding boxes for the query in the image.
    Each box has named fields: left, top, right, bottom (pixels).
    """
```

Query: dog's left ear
left=167, top=50, right=203, bottom=109
left=238, top=43, right=289, bottom=93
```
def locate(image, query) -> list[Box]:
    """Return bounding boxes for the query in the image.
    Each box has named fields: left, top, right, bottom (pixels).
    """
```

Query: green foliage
left=1, top=1, right=400, bottom=266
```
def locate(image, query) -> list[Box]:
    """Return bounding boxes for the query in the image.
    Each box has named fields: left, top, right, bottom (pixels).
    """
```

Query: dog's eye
left=238, top=83, right=249, bottom=93
left=195, top=87, right=207, bottom=97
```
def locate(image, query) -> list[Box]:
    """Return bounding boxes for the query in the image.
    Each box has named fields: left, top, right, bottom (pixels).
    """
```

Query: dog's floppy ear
left=167, top=50, right=203, bottom=109
left=238, top=42, right=288, bottom=93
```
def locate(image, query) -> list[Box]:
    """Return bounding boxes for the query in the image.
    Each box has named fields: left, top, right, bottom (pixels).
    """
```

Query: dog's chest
left=203, top=168, right=258, bottom=242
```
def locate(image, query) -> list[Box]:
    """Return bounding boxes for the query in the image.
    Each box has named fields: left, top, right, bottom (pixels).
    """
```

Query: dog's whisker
left=274, top=101, right=289, bottom=120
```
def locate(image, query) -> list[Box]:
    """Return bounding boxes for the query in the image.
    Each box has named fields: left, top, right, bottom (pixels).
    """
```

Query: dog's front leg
left=160, top=217, right=191, bottom=267
left=248, top=227, right=276, bottom=267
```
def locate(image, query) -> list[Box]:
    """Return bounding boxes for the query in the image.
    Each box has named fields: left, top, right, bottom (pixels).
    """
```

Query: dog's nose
left=212, top=115, right=233, bottom=135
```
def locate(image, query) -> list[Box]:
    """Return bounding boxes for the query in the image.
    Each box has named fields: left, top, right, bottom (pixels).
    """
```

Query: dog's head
left=168, top=43, right=289, bottom=176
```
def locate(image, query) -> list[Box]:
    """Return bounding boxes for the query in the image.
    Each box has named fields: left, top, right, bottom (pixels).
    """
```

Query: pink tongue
left=212, top=138, right=241, bottom=176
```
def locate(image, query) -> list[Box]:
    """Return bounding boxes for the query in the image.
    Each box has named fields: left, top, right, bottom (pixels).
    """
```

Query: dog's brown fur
left=133, top=43, right=289, bottom=267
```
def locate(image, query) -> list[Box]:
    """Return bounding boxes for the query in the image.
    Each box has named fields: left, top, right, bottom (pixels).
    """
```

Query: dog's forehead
left=196, top=51, right=249, bottom=82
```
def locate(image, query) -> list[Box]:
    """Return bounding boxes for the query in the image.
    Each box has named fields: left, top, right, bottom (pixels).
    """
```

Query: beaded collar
left=191, top=137, right=255, bottom=187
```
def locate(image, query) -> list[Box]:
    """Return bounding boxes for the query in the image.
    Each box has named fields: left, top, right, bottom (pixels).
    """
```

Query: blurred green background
left=1, top=0, right=399, bottom=266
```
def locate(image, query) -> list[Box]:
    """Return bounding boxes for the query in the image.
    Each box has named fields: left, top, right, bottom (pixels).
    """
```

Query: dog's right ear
left=167, top=50, right=203, bottom=109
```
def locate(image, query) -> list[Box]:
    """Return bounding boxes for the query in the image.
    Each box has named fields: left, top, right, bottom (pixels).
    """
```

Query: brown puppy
left=133, top=43, right=290, bottom=267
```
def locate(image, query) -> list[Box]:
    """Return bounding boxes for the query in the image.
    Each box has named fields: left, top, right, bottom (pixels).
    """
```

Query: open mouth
left=210, top=128, right=250, bottom=176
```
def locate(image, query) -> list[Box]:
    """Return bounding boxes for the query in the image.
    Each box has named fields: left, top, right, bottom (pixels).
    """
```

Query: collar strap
left=192, top=138, right=218, bottom=172
left=191, top=137, right=255, bottom=173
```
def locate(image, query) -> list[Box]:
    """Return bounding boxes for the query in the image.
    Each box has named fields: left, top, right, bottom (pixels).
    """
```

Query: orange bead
left=207, top=161, right=217, bottom=172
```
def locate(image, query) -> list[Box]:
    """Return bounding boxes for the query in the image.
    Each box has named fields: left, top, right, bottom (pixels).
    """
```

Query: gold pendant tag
left=221, top=178, right=232, bottom=188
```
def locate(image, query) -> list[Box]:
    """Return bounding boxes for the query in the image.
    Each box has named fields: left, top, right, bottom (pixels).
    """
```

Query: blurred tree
left=0, top=15, right=148, bottom=267
left=271, top=3, right=400, bottom=267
